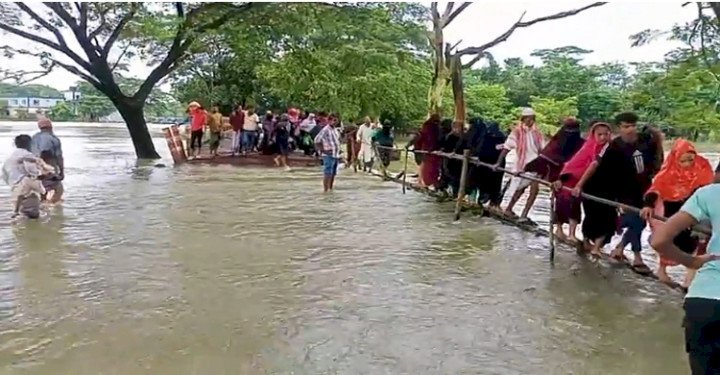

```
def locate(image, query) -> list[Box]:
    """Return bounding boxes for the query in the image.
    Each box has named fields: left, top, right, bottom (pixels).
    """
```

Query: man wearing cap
left=494, top=108, right=545, bottom=221
left=31, top=118, right=64, bottom=203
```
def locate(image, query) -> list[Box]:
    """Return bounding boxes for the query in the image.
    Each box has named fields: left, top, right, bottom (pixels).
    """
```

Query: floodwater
left=0, top=121, right=712, bottom=374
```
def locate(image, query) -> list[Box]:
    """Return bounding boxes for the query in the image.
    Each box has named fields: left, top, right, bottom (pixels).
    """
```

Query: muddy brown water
left=0, top=121, right=716, bottom=374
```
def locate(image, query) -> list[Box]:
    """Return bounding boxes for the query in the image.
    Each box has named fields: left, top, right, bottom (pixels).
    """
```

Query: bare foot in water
left=503, top=209, right=518, bottom=219
left=554, top=228, right=568, bottom=242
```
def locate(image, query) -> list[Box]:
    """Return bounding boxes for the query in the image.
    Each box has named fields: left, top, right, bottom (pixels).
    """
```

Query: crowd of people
left=2, top=118, right=65, bottom=219
left=180, top=101, right=398, bottom=187
left=411, top=109, right=720, bottom=285
left=409, top=109, right=720, bottom=373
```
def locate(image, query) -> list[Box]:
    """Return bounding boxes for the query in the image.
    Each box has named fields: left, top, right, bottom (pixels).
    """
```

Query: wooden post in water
left=454, top=149, right=471, bottom=221
left=401, top=148, right=410, bottom=194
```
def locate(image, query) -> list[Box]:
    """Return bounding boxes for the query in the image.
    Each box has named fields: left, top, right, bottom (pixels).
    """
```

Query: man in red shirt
left=229, top=105, right=245, bottom=156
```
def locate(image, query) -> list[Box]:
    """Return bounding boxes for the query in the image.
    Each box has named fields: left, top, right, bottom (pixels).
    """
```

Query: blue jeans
left=242, top=131, right=258, bottom=152
left=322, top=154, right=339, bottom=177
left=620, top=211, right=646, bottom=253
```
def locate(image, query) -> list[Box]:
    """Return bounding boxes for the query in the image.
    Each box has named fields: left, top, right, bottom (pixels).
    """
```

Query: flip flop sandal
left=517, top=217, right=537, bottom=226
left=631, top=264, right=653, bottom=276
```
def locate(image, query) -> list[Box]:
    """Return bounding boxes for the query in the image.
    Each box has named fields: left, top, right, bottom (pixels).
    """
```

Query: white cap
left=521, top=108, right=535, bottom=117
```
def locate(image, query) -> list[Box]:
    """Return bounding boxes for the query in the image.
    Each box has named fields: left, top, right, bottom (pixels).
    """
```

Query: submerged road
left=0, top=121, right=707, bottom=374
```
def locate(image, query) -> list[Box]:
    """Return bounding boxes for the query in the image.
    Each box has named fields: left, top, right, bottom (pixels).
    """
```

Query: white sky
left=0, top=1, right=697, bottom=92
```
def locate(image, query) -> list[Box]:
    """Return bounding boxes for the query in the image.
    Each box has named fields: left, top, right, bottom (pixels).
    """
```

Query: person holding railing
left=642, top=139, right=714, bottom=289
left=553, top=121, right=613, bottom=253
left=494, top=108, right=546, bottom=223
left=573, top=112, right=663, bottom=275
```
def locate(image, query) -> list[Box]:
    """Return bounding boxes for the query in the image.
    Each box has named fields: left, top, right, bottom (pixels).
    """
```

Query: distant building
left=0, top=96, right=65, bottom=118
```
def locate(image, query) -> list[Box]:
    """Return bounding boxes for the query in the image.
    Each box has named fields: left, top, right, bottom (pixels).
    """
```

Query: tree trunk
left=450, top=56, right=466, bottom=125
left=116, top=101, right=161, bottom=159
left=428, top=64, right=451, bottom=116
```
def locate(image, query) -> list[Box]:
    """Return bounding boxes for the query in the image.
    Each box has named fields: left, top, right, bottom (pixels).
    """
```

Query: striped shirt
left=314, top=125, right=341, bottom=158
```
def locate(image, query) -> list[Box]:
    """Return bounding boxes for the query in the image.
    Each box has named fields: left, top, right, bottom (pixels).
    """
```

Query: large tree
left=0, top=2, right=256, bottom=158
left=426, top=2, right=607, bottom=124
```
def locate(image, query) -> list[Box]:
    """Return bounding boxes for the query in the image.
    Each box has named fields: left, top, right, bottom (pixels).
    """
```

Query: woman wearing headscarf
left=448, top=118, right=484, bottom=198
left=439, top=119, right=464, bottom=196
left=372, top=120, right=395, bottom=171
left=476, top=121, right=507, bottom=207
left=414, top=114, right=442, bottom=188
left=553, top=121, right=612, bottom=247
left=642, top=139, right=714, bottom=288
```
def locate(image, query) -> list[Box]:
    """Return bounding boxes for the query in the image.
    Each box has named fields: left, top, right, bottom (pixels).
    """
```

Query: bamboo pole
left=401, top=148, right=410, bottom=194
left=375, top=145, right=712, bottom=236
left=454, top=149, right=471, bottom=221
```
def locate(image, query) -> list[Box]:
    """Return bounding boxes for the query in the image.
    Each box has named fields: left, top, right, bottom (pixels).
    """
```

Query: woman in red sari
left=414, top=114, right=442, bottom=188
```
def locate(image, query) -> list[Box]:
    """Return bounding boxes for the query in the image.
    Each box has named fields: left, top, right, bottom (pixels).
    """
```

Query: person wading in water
left=494, top=108, right=545, bottom=222
left=525, top=117, right=585, bottom=238
left=651, top=186, right=720, bottom=374
left=642, top=139, right=714, bottom=289
left=554, top=121, right=613, bottom=251
left=31, top=118, right=64, bottom=203
left=574, top=112, right=663, bottom=275
left=314, top=113, right=341, bottom=192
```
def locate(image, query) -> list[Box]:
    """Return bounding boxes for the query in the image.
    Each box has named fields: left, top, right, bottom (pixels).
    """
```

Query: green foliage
left=464, top=83, right=513, bottom=124
left=171, top=2, right=430, bottom=130
left=50, top=101, right=75, bottom=121
left=0, top=83, right=63, bottom=98
left=527, top=96, right=578, bottom=135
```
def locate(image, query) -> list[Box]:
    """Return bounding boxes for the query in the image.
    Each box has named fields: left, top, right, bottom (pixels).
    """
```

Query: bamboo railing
left=375, top=145, right=712, bottom=237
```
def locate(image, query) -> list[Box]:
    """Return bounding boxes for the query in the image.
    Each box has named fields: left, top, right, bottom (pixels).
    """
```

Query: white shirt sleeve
left=503, top=130, right=517, bottom=150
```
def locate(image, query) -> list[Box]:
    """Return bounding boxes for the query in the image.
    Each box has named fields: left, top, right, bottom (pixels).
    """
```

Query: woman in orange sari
left=641, top=139, right=714, bottom=289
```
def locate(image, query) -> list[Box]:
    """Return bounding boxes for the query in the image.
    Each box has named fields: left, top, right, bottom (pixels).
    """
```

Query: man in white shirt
left=493, top=108, right=545, bottom=221
left=241, top=106, right=260, bottom=154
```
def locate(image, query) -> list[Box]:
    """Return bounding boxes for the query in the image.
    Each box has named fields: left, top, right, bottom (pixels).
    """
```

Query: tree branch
left=101, top=4, right=138, bottom=58
left=0, top=45, right=101, bottom=88
left=15, top=2, right=70, bottom=48
left=462, top=51, right=490, bottom=69
left=88, top=7, right=110, bottom=40
left=110, top=43, right=130, bottom=72
left=134, top=2, right=257, bottom=101
left=444, top=2, right=472, bottom=28
left=0, top=67, right=56, bottom=85
left=76, top=2, right=88, bottom=33
left=449, top=39, right=463, bottom=52
left=441, top=3, right=455, bottom=21
left=456, top=2, right=607, bottom=57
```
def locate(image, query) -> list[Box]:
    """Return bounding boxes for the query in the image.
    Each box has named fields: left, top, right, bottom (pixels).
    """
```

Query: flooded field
left=0, top=121, right=705, bottom=374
